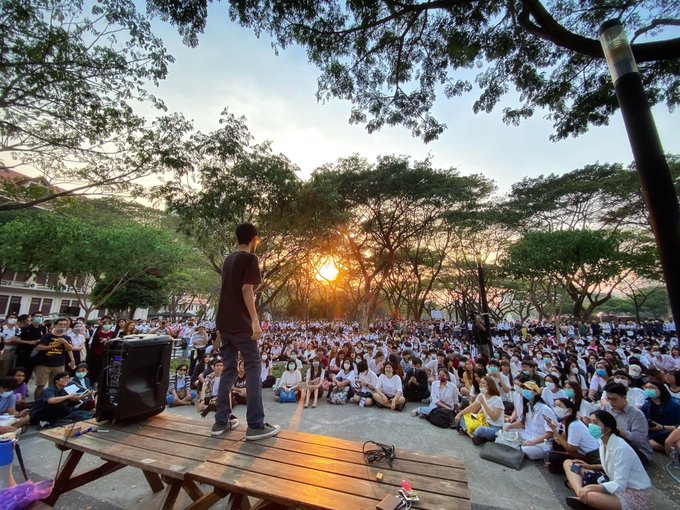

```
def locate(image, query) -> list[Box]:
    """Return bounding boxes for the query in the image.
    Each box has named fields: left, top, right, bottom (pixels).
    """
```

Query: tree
left=0, top=213, right=184, bottom=316
left=504, top=229, right=657, bottom=321
left=149, top=0, right=680, bottom=142
left=0, top=0, right=192, bottom=210
left=93, top=271, right=168, bottom=318
left=313, top=154, right=494, bottom=329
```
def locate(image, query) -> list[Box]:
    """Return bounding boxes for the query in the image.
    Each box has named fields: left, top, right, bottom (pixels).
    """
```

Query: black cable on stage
left=362, top=440, right=395, bottom=468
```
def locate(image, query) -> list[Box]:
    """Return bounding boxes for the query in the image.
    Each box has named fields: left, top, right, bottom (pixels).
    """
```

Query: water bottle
left=0, top=437, right=17, bottom=490
left=359, top=396, right=366, bottom=408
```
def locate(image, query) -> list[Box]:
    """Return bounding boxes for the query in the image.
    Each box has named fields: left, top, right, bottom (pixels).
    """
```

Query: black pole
left=477, top=258, right=493, bottom=352
left=600, top=20, right=680, bottom=328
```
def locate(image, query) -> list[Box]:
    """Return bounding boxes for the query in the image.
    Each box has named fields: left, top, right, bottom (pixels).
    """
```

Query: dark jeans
left=215, top=332, right=264, bottom=429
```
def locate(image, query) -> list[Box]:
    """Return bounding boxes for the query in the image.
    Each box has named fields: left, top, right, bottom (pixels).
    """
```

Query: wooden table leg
left=184, top=488, right=228, bottom=510
left=182, top=479, right=205, bottom=502
left=143, top=470, right=166, bottom=493
left=61, top=460, right=125, bottom=492
left=43, top=450, right=84, bottom=506
left=158, top=480, right=183, bottom=510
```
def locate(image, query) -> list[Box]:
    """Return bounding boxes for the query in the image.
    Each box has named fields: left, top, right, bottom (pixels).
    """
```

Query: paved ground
left=12, top=393, right=680, bottom=510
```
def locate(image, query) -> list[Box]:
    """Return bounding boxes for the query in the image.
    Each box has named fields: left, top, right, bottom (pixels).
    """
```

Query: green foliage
left=0, top=0, right=195, bottom=210
left=93, top=271, right=168, bottom=315
left=148, top=0, right=680, bottom=141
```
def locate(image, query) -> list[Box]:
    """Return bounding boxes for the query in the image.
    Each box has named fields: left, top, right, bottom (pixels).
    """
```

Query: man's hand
left=68, top=393, right=82, bottom=401
left=252, top=322, right=262, bottom=341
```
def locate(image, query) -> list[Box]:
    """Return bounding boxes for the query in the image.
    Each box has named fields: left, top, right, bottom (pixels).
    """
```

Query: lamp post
left=599, top=19, right=680, bottom=328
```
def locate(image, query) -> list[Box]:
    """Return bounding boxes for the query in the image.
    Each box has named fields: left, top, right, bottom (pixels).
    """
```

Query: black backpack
left=427, top=407, right=454, bottom=428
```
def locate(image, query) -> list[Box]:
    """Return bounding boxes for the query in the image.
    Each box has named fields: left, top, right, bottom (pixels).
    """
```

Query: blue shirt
left=0, top=393, right=16, bottom=414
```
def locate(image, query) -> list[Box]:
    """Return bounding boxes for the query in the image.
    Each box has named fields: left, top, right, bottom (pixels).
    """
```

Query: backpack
left=427, top=407, right=454, bottom=428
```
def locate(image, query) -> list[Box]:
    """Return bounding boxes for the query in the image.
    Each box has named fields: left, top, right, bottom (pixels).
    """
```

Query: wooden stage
left=39, top=412, right=470, bottom=509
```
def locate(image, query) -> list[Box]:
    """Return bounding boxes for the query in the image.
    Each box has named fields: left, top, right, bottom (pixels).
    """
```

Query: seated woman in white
left=542, top=373, right=568, bottom=409
left=274, top=360, right=302, bottom=401
left=351, top=360, right=379, bottom=407
left=304, top=358, right=325, bottom=408
left=504, top=381, right=556, bottom=461
left=454, top=376, right=505, bottom=445
left=373, top=362, right=406, bottom=411
left=412, top=368, right=459, bottom=417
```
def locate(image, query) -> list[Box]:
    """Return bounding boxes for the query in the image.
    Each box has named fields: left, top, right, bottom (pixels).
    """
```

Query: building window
left=41, top=298, right=53, bottom=315
left=14, top=272, right=29, bottom=283
left=1, top=269, right=14, bottom=282
left=8, top=296, right=22, bottom=315
left=0, top=295, right=8, bottom=316
left=60, top=299, right=80, bottom=316
left=28, top=298, right=42, bottom=314
left=35, top=272, right=47, bottom=285
left=47, top=273, right=59, bottom=287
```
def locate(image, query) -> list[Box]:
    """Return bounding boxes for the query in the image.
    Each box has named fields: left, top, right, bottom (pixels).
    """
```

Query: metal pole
left=476, top=255, right=493, bottom=352
left=599, top=20, right=680, bottom=329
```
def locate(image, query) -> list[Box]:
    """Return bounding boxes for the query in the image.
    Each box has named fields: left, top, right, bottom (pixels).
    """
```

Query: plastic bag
left=0, top=480, right=54, bottom=510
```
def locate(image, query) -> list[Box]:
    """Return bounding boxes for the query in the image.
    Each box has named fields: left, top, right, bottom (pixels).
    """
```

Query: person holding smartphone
left=563, top=410, right=651, bottom=510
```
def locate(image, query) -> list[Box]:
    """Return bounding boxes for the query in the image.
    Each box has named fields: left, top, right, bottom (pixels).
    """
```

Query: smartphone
left=570, top=464, right=582, bottom=475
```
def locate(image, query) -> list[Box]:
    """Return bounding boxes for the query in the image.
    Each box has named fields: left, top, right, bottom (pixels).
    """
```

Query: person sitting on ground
left=231, top=360, right=247, bottom=407
left=600, top=382, right=652, bottom=465
left=459, top=359, right=475, bottom=398
left=9, top=367, right=29, bottom=411
left=642, top=379, right=680, bottom=452
left=191, top=353, right=211, bottom=392
left=199, top=358, right=223, bottom=416
left=368, top=350, right=385, bottom=377
left=68, top=363, right=96, bottom=411
left=0, top=376, right=30, bottom=430
left=610, top=370, right=647, bottom=409
left=545, top=398, right=600, bottom=474
left=403, top=357, right=430, bottom=402
left=29, top=371, right=94, bottom=428
left=373, top=362, right=405, bottom=411
left=564, top=381, right=594, bottom=420
left=275, top=359, right=302, bottom=402
left=167, top=363, right=197, bottom=407
left=563, top=410, right=652, bottom=510
left=665, top=370, right=680, bottom=400
left=665, top=425, right=680, bottom=460
left=412, top=368, right=459, bottom=418
left=504, top=381, right=556, bottom=461
left=259, top=351, right=275, bottom=388
left=541, top=373, right=568, bottom=409
left=329, top=358, right=355, bottom=404
left=352, top=360, right=379, bottom=407
left=455, top=376, right=505, bottom=445
left=588, top=361, right=610, bottom=401
left=304, top=356, right=325, bottom=408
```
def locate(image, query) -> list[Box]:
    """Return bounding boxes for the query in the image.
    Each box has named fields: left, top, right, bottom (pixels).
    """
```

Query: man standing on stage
left=211, top=222, right=280, bottom=440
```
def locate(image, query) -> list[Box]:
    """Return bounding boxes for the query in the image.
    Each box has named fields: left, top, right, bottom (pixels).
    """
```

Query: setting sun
left=316, top=257, right=339, bottom=281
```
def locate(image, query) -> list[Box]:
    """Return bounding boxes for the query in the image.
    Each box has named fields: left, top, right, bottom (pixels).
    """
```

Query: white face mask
left=545, top=382, right=555, bottom=391
left=571, top=367, right=579, bottom=375
left=480, top=387, right=488, bottom=395
left=614, top=378, right=629, bottom=387
left=553, top=407, right=568, bottom=420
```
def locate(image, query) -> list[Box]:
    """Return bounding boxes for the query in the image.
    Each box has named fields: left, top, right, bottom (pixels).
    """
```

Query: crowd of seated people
left=1, top=313, right=679, bottom=508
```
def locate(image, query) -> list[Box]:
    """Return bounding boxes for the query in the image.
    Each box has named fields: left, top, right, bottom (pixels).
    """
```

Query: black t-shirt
left=215, top=251, right=262, bottom=334
left=35, top=333, right=71, bottom=367
left=17, top=324, right=47, bottom=355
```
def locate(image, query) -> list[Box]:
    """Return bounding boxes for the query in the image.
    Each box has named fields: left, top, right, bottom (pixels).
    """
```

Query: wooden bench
left=39, top=412, right=470, bottom=509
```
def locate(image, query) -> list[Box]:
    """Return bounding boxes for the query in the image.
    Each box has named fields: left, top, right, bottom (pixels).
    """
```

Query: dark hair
left=76, top=363, right=88, bottom=370
left=564, top=380, right=584, bottom=410
left=472, top=367, right=487, bottom=394
left=0, top=376, right=17, bottom=391
left=8, top=366, right=26, bottom=377
left=53, top=317, right=69, bottom=326
left=53, top=371, right=70, bottom=384
left=235, top=222, right=259, bottom=245
left=591, top=410, right=622, bottom=437
left=356, top=360, right=368, bottom=373
left=555, top=397, right=578, bottom=429
left=176, top=364, right=189, bottom=372
left=646, top=379, right=671, bottom=402
left=482, top=376, right=500, bottom=397
left=412, top=357, right=422, bottom=367
left=603, top=382, right=627, bottom=398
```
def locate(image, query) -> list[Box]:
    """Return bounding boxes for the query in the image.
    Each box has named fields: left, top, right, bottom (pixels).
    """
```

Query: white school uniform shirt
left=430, top=380, right=459, bottom=409
left=599, top=434, right=652, bottom=494
left=355, top=370, right=379, bottom=391
left=565, top=419, right=599, bottom=456
left=475, top=393, right=505, bottom=427
left=376, top=374, right=403, bottom=398
left=541, top=387, right=567, bottom=409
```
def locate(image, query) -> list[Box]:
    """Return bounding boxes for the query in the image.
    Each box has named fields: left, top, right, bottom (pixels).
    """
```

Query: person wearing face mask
left=87, top=318, right=115, bottom=388
left=330, top=359, right=356, bottom=404
left=373, top=362, right=405, bottom=411
left=412, top=368, right=458, bottom=418
left=304, top=356, right=326, bottom=408
left=545, top=398, right=600, bottom=474
left=587, top=362, right=610, bottom=401
left=600, top=382, right=652, bottom=466
left=609, top=370, right=646, bottom=409
left=403, top=358, right=430, bottom=402
left=274, top=359, right=302, bottom=402
left=0, top=376, right=30, bottom=430
left=68, top=322, right=87, bottom=377
left=455, top=376, right=504, bottom=445
left=503, top=381, right=556, bottom=461
left=541, top=373, right=568, bottom=409
left=642, top=380, right=680, bottom=452
left=0, top=314, right=21, bottom=377
left=15, top=312, right=48, bottom=383
left=563, top=410, right=652, bottom=510
left=33, top=318, right=76, bottom=399
left=68, top=363, right=96, bottom=411
left=259, top=352, right=275, bottom=388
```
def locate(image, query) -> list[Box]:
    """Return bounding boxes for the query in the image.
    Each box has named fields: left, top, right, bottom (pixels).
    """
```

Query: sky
left=146, top=4, right=679, bottom=194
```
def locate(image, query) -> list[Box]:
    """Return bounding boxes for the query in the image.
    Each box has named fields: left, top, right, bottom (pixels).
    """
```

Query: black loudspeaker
left=95, top=335, right=172, bottom=423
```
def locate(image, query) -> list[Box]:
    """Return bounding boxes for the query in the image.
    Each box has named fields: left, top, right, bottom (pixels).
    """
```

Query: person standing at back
left=211, top=223, right=280, bottom=440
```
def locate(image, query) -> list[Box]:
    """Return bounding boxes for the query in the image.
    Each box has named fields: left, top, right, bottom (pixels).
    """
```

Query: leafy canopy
left=148, top=0, right=680, bottom=141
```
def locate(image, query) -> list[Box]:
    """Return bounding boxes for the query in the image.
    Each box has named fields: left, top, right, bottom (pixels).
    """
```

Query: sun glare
left=316, top=258, right=339, bottom=282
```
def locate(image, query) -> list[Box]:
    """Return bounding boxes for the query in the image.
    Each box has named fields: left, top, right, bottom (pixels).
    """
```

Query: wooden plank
left=150, top=412, right=464, bottom=470
left=60, top=460, right=125, bottom=493
left=144, top=470, right=166, bottom=493
left=41, top=430, right=199, bottom=479
left=184, top=488, right=229, bottom=510
left=189, top=451, right=468, bottom=510
left=188, top=462, right=379, bottom=510
left=182, top=479, right=206, bottom=502
left=134, top=417, right=467, bottom=483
